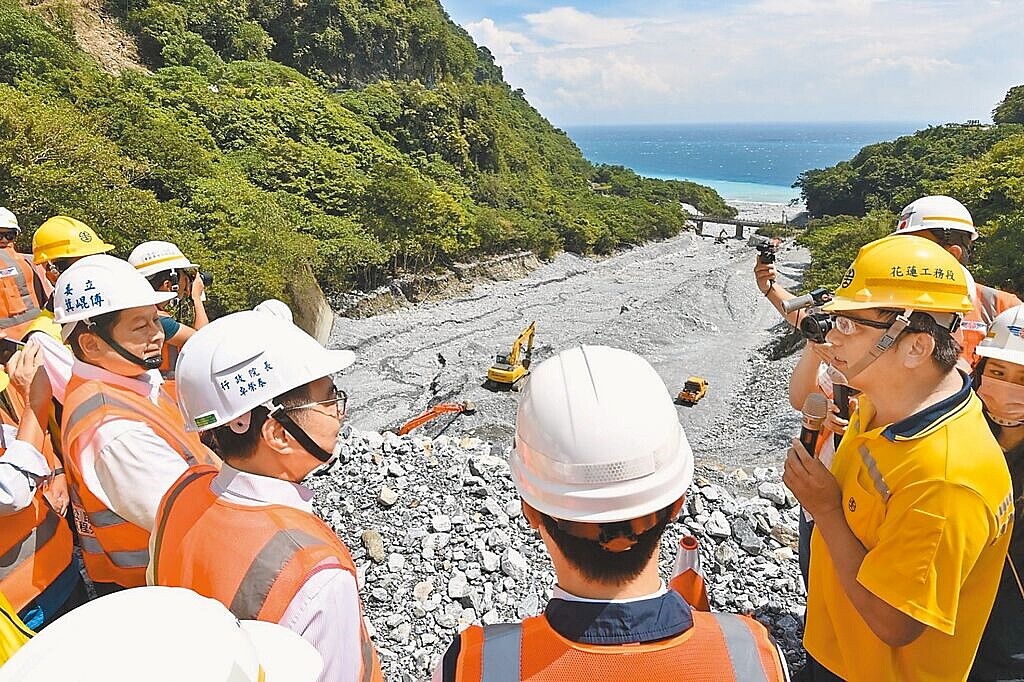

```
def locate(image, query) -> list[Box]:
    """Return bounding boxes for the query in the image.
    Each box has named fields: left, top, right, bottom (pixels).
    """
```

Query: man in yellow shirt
left=784, top=234, right=1013, bottom=682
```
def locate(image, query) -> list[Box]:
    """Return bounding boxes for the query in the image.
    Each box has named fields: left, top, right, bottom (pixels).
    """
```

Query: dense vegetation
left=794, top=86, right=1024, bottom=294
left=0, top=0, right=731, bottom=314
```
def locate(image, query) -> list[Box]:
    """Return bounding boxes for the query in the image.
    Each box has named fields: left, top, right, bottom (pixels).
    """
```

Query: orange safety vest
left=152, top=466, right=383, bottom=682
left=61, top=374, right=218, bottom=587
left=0, top=390, right=73, bottom=613
left=453, top=603, right=786, bottom=681
left=961, top=283, right=1022, bottom=366
left=0, top=248, right=48, bottom=340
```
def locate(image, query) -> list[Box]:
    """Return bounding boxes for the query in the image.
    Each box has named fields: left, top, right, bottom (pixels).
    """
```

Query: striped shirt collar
left=881, top=370, right=973, bottom=442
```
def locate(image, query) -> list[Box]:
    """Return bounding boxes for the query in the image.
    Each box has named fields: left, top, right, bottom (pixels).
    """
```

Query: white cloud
left=464, top=18, right=536, bottom=64
left=462, top=2, right=1024, bottom=124
left=523, top=6, right=642, bottom=48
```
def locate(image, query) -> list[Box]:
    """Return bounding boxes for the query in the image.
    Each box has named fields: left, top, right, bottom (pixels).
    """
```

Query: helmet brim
left=975, top=345, right=1024, bottom=365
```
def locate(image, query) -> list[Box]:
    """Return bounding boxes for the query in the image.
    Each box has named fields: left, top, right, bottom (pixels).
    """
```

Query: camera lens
left=200, top=272, right=214, bottom=287
left=799, top=311, right=834, bottom=344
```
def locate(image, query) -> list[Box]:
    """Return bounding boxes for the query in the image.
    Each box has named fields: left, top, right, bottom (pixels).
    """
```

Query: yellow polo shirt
left=805, top=373, right=1014, bottom=682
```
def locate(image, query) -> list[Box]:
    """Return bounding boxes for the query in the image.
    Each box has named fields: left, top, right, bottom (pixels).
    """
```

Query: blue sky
left=440, top=1, right=1024, bottom=126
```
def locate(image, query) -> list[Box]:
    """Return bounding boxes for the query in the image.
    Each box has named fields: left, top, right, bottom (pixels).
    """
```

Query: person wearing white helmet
left=0, top=586, right=323, bottom=681
left=0, top=208, right=52, bottom=342
left=434, top=346, right=787, bottom=682
left=253, top=298, right=294, bottom=324
left=150, top=311, right=382, bottom=682
left=128, top=241, right=210, bottom=393
left=969, top=305, right=1024, bottom=680
left=54, top=254, right=219, bottom=595
left=894, top=195, right=1022, bottom=366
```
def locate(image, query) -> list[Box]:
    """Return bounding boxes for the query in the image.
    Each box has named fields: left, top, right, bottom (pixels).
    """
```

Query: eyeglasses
left=283, top=386, right=348, bottom=421
left=0, top=230, right=17, bottom=241
left=832, top=314, right=897, bottom=335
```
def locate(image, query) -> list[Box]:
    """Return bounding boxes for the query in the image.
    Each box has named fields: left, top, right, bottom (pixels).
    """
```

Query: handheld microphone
left=800, top=393, right=829, bottom=456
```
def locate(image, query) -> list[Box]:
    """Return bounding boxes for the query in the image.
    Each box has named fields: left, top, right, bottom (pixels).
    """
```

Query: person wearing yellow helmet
left=784, top=234, right=1013, bottom=682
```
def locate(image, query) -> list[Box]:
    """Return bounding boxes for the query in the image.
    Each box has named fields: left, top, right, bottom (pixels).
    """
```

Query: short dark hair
left=146, top=270, right=176, bottom=291
left=925, top=228, right=974, bottom=265
left=208, top=382, right=314, bottom=462
left=879, top=309, right=961, bottom=372
left=68, top=310, right=121, bottom=361
left=539, top=503, right=674, bottom=585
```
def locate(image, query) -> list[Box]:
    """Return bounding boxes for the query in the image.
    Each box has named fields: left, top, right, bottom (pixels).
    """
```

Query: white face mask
left=978, top=375, right=1024, bottom=427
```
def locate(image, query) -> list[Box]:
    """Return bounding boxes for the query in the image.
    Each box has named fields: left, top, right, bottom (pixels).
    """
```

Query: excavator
left=486, top=321, right=536, bottom=390
left=397, top=401, right=476, bottom=436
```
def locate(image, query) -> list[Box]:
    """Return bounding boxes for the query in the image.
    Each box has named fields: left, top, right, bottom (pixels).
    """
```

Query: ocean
left=564, top=122, right=929, bottom=204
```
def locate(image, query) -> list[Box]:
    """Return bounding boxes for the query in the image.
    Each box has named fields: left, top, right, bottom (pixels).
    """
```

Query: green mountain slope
left=793, top=86, right=1024, bottom=294
left=0, top=0, right=732, bottom=314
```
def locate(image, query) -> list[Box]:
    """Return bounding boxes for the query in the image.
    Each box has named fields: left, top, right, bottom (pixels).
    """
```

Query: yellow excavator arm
left=508, top=321, right=536, bottom=368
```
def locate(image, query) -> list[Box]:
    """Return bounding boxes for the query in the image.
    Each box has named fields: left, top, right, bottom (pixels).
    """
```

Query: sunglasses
left=0, top=230, right=18, bottom=241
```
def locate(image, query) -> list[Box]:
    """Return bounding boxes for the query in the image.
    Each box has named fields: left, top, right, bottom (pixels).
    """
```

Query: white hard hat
left=54, top=254, right=177, bottom=341
left=895, top=195, right=978, bottom=241
left=976, top=304, right=1024, bottom=366
left=128, top=240, right=198, bottom=278
left=0, top=207, right=18, bottom=231
left=0, top=586, right=322, bottom=682
left=512, top=345, right=694, bottom=524
left=253, top=298, right=294, bottom=324
left=175, top=310, right=355, bottom=432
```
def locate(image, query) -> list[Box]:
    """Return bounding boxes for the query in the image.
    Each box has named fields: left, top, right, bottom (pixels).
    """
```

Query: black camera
left=799, top=311, right=834, bottom=344
left=755, top=240, right=777, bottom=264
left=200, top=271, right=214, bottom=287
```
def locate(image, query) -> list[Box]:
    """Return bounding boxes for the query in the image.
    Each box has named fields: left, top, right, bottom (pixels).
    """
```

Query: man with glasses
left=784, top=234, right=1013, bottom=682
left=150, top=310, right=383, bottom=682
left=0, top=208, right=52, bottom=342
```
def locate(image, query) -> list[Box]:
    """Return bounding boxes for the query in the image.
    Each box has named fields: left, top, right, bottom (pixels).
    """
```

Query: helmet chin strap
left=266, top=404, right=339, bottom=477
left=87, top=321, right=162, bottom=371
left=842, top=308, right=914, bottom=379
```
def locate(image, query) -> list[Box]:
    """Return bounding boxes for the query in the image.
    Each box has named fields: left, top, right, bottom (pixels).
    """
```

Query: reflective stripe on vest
left=0, top=250, right=41, bottom=329
left=64, top=391, right=202, bottom=466
left=230, top=529, right=327, bottom=620
left=0, top=507, right=61, bottom=581
left=713, top=613, right=771, bottom=682
left=480, top=623, right=522, bottom=682
left=977, top=285, right=1000, bottom=325
left=473, top=611, right=784, bottom=681
left=76, top=534, right=148, bottom=569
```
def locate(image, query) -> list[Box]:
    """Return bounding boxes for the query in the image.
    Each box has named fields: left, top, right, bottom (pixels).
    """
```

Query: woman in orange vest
left=0, top=341, right=82, bottom=630
left=53, top=254, right=217, bottom=594
left=151, top=310, right=382, bottom=682
left=435, top=347, right=787, bottom=682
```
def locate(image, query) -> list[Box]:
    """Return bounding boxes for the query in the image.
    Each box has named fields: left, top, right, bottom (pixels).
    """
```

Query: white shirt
left=70, top=361, right=188, bottom=531
left=147, top=463, right=364, bottom=682
left=0, top=424, right=51, bottom=515
left=32, top=332, right=73, bottom=405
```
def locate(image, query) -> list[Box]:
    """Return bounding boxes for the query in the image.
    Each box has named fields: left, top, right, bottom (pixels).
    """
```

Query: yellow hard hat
left=823, top=234, right=973, bottom=314
left=32, top=216, right=114, bottom=264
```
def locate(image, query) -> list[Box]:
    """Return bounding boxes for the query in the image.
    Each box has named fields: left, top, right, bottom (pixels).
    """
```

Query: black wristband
left=763, top=280, right=775, bottom=297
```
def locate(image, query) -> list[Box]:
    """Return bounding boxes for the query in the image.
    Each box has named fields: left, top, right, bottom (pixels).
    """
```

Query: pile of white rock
left=308, top=429, right=807, bottom=681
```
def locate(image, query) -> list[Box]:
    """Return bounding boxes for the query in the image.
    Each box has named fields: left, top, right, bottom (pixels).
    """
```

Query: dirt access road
left=331, top=222, right=810, bottom=472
